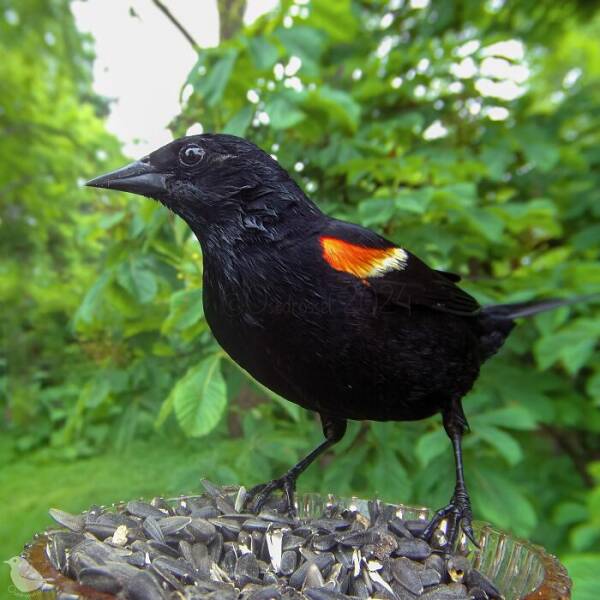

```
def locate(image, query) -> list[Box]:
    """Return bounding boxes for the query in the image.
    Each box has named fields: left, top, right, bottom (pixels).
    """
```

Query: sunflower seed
left=388, top=517, right=414, bottom=539
left=313, top=533, right=338, bottom=551
left=221, top=547, right=237, bottom=575
left=126, top=500, right=167, bottom=519
left=421, top=567, right=443, bottom=588
left=40, top=484, right=502, bottom=600
left=146, top=539, right=180, bottom=559
left=86, top=522, right=117, bottom=539
left=46, top=537, right=67, bottom=571
left=280, top=549, right=297, bottom=575
left=420, top=582, right=469, bottom=599
left=78, top=566, right=122, bottom=594
left=394, top=538, right=432, bottom=560
left=338, top=529, right=380, bottom=547
left=123, top=570, right=168, bottom=600
left=311, top=519, right=352, bottom=532
left=188, top=518, right=217, bottom=543
left=304, top=562, right=325, bottom=589
left=349, top=575, right=370, bottom=598
left=235, top=552, right=261, bottom=586
left=159, top=515, right=192, bottom=535
left=266, top=528, right=284, bottom=571
left=143, top=516, right=165, bottom=543
left=465, top=569, right=502, bottom=599
left=289, top=553, right=334, bottom=590
left=49, top=508, right=85, bottom=533
left=151, top=557, right=183, bottom=590
left=125, top=551, right=147, bottom=568
left=304, top=590, right=354, bottom=600
left=243, top=518, right=271, bottom=532
left=283, top=532, right=305, bottom=551
left=190, top=542, right=211, bottom=576
left=391, top=557, right=424, bottom=595
left=191, top=504, right=221, bottom=519
left=246, top=585, right=282, bottom=599
left=209, top=532, right=224, bottom=562
left=155, top=555, right=196, bottom=582
left=425, top=553, right=446, bottom=576
left=151, top=496, right=174, bottom=514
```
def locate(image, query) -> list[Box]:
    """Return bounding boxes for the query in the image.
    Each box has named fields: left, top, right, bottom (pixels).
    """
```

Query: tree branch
left=150, top=0, right=200, bottom=51
left=541, top=424, right=594, bottom=487
left=217, top=0, right=246, bottom=41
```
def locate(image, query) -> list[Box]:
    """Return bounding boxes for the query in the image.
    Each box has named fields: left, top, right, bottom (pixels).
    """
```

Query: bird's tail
left=479, top=294, right=598, bottom=360
left=483, top=294, right=598, bottom=320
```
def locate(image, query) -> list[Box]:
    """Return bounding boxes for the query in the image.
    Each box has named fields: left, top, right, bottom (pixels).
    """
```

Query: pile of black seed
left=43, top=482, right=502, bottom=600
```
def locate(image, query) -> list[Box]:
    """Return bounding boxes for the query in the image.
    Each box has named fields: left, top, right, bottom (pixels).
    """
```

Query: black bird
left=87, top=134, right=590, bottom=545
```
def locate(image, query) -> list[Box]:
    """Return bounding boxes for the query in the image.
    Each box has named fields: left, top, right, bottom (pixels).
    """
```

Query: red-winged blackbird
left=88, top=134, right=592, bottom=546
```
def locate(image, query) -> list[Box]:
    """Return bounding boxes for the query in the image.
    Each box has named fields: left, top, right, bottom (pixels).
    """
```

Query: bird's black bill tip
left=85, top=159, right=168, bottom=198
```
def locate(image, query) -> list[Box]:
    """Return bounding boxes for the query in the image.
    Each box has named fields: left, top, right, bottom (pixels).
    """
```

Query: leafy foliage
left=1, top=2, right=599, bottom=596
left=0, top=0, right=122, bottom=453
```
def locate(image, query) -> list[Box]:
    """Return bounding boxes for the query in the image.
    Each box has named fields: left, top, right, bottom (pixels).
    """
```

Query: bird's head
left=4, top=557, right=20, bottom=567
left=87, top=134, right=320, bottom=245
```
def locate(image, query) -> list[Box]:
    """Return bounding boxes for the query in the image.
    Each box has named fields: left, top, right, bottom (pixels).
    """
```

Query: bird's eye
left=179, top=144, right=205, bottom=166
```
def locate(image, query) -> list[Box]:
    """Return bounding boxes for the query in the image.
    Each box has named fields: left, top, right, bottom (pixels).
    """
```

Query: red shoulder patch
left=320, top=236, right=407, bottom=279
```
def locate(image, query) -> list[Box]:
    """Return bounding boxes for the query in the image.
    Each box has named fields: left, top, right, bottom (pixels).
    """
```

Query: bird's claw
left=423, top=490, right=479, bottom=549
left=244, top=473, right=297, bottom=516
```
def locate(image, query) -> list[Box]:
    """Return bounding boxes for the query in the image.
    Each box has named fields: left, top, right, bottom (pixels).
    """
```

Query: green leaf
left=570, top=524, right=600, bottom=552
left=371, top=449, right=411, bottom=501
left=358, top=198, right=396, bottom=226
left=534, top=319, right=600, bottom=374
left=561, top=554, right=600, bottom=600
left=394, top=188, right=433, bottom=214
left=275, top=26, right=325, bottom=74
left=464, top=208, right=505, bottom=242
left=155, top=391, right=176, bottom=428
left=553, top=501, right=587, bottom=526
left=247, top=37, right=279, bottom=70
left=224, top=105, right=254, bottom=137
left=480, top=143, right=513, bottom=181
left=470, top=405, right=538, bottom=430
left=162, top=288, right=204, bottom=334
left=265, top=95, right=305, bottom=130
left=476, top=425, right=523, bottom=466
left=172, top=354, right=227, bottom=437
left=117, top=258, right=158, bottom=303
left=473, top=470, right=537, bottom=535
left=517, top=124, right=560, bottom=172
left=79, top=378, right=110, bottom=409
left=587, top=371, right=600, bottom=405
left=415, top=428, right=448, bottom=467
left=308, top=0, right=358, bottom=42
left=194, top=49, right=238, bottom=107
left=74, top=272, right=111, bottom=324
left=309, top=86, right=361, bottom=131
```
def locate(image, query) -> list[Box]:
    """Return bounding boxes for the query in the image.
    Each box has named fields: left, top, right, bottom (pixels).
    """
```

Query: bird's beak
left=86, top=159, right=168, bottom=198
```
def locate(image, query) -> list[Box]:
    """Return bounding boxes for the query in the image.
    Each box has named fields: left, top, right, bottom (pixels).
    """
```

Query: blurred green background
left=1, top=0, right=599, bottom=597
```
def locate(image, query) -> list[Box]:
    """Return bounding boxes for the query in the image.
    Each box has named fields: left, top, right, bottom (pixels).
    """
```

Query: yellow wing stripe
left=320, top=236, right=407, bottom=279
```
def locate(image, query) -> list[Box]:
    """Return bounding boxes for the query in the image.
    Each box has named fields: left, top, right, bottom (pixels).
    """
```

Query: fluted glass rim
left=22, top=491, right=572, bottom=600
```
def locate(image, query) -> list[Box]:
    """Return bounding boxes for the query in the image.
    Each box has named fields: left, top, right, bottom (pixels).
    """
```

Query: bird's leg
left=423, top=404, right=478, bottom=548
left=245, top=415, right=347, bottom=516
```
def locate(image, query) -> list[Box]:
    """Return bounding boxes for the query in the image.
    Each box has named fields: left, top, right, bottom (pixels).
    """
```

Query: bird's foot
left=423, top=488, right=479, bottom=549
left=244, top=472, right=297, bottom=516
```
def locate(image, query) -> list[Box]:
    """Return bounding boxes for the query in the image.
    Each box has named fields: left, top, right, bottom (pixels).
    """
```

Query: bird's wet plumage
left=87, top=133, right=592, bottom=547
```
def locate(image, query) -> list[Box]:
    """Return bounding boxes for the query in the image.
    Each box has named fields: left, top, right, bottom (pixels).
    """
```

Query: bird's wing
left=319, top=222, right=480, bottom=316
